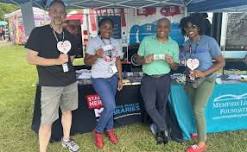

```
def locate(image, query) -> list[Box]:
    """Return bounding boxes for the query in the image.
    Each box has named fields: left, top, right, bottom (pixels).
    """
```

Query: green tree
left=0, top=2, right=18, bottom=20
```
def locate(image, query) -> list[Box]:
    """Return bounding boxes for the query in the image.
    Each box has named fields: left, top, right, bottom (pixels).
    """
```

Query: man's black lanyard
left=50, top=25, right=64, bottom=43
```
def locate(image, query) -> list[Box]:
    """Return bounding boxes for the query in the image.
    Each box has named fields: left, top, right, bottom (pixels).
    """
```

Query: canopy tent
left=4, top=7, right=49, bottom=44
left=188, top=0, right=247, bottom=12
left=66, top=10, right=83, bottom=23
left=1, top=0, right=247, bottom=12
left=0, top=0, right=185, bottom=9
left=1, top=0, right=247, bottom=60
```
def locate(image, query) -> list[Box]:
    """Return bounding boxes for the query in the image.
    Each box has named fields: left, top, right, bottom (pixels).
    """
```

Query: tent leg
left=184, top=6, right=188, bottom=16
left=21, top=2, right=35, bottom=37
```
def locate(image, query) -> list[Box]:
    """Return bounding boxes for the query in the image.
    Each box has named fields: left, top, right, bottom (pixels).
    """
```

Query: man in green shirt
left=136, top=18, right=179, bottom=145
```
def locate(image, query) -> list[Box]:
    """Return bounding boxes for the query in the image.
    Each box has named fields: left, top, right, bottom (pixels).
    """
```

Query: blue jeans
left=92, top=74, right=118, bottom=132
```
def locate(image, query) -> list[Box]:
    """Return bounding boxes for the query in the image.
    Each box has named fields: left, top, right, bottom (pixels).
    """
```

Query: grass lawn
left=0, top=43, right=246, bottom=152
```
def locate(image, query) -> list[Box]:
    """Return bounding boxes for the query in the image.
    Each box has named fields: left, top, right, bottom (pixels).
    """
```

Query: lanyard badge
left=186, top=43, right=200, bottom=80
left=51, top=26, right=71, bottom=72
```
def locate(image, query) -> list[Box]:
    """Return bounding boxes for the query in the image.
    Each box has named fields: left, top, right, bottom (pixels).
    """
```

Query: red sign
left=137, top=7, right=156, bottom=16
left=160, top=6, right=182, bottom=16
left=86, top=94, right=103, bottom=109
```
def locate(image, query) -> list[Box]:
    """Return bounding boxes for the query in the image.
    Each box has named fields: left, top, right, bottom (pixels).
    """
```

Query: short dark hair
left=98, top=18, right=114, bottom=28
left=157, top=17, right=171, bottom=27
left=48, top=0, right=65, bottom=9
left=180, top=15, right=204, bottom=35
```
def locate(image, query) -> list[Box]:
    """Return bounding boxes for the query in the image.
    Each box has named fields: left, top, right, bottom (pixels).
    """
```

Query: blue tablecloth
left=169, top=82, right=247, bottom=140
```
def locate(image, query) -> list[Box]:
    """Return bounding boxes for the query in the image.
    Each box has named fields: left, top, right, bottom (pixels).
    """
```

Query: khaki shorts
left=40, top=82, right=78, bottom=125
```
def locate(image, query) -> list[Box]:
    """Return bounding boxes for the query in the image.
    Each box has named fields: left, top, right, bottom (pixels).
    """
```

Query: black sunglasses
left=184, top=24, right=198, bottom=30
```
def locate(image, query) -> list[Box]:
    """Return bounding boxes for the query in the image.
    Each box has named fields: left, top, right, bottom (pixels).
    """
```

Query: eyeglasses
left=184, top=24, right=198, bottom=31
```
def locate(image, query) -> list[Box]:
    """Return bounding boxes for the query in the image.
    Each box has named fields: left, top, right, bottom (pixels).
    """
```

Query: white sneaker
left=61, top=138, right=80, bottom=152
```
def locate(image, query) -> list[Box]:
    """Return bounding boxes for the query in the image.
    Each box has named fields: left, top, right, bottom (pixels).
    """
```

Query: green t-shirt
left=138, top=36, right=179, bottom=75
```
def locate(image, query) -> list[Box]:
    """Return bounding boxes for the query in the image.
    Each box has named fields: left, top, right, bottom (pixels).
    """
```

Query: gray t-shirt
left=86, top=36, right=122, bottom=78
